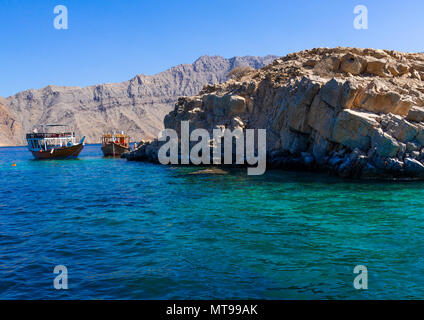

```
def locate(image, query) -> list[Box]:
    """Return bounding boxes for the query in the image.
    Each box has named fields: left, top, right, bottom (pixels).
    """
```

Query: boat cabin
left=102, top=132, right=129, bottom=148
left=26, top=124, right=77, bottom=152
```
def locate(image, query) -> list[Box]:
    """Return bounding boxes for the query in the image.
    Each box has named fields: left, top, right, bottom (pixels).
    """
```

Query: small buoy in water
left=12, top=162, right=16, bottom=167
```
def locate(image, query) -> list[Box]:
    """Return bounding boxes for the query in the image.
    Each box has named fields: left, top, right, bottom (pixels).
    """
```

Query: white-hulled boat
left=26, top=124, right=85, bottom=160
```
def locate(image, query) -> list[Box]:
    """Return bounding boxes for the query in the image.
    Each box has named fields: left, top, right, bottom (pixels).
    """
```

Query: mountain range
left=0, top=55, right=278, bottom=146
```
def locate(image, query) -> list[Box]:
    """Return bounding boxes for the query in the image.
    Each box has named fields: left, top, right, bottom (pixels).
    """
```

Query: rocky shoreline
left=124, top=140, right=424, bottom=180
left=125, top=47, right=424, bottom=180
left=0, top=55, right=277, bottom=146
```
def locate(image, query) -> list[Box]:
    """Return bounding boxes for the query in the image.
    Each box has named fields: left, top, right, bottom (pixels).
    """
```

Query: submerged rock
left=189, top=168, right=229, bottom=175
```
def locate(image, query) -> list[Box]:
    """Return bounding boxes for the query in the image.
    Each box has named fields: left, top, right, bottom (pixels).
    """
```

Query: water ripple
left=1, top=145, right=424, bottom=299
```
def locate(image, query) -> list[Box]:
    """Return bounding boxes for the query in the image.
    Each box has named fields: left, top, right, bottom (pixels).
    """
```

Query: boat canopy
left=26, top=124, right=78, bottom=152
left=103, top=133, right=128, bottom=138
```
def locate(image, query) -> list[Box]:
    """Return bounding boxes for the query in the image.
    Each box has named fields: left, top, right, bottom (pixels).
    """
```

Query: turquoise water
left=1, top=145, right=424, bottom=299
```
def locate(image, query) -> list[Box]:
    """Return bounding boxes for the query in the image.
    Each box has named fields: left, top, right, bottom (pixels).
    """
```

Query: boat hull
left=101, top=142, right=130, bottom=157
left=30, top=144, right=84, bottom=160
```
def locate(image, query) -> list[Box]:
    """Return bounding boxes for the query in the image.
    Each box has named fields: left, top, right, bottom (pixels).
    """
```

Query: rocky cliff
left=0, top=97, right=22, bottom=147
left=0, top=55, right=277, bottom=146
left=127, top=47, right=424, bottom=180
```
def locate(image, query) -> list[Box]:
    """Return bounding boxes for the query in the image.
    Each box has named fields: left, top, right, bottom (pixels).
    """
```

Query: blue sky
left=0, top=0, right=423, bottom=97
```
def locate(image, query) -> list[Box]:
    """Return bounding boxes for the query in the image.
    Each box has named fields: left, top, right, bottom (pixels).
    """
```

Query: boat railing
left=26, top=132, right=74, bottom=139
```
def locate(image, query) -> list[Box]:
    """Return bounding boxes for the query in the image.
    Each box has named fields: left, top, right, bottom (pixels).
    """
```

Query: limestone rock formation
left=0, top=55, right=277, bottom=146
left=127, top=47, right=424, bottom=180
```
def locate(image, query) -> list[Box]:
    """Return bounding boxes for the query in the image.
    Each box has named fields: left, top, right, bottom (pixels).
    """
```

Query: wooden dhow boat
left=101, top=131, right=131, bottom=157
left=26, top=124, right=85, bottom=160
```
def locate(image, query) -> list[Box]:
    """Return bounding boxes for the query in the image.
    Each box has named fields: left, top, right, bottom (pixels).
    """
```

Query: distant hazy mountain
left=0, top=55, right=278, bottom=146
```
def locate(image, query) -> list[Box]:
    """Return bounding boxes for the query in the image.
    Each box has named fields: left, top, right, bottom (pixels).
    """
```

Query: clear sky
left=0, top=0, right=423, bottom=97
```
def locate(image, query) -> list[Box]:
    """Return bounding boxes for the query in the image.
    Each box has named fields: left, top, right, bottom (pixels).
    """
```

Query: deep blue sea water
left=1, top=145, right=424, bottom=299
